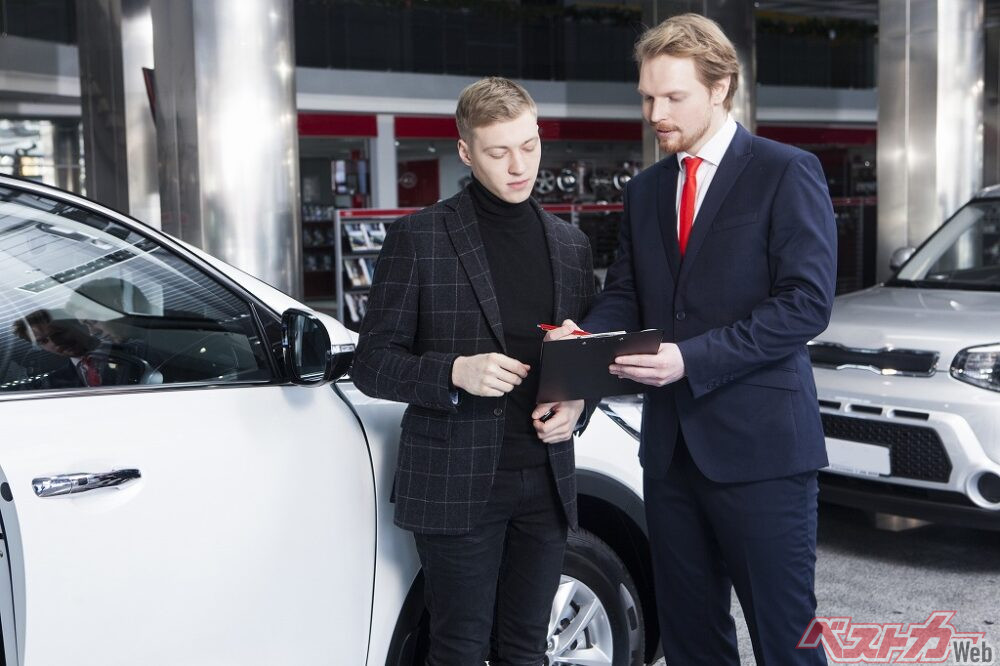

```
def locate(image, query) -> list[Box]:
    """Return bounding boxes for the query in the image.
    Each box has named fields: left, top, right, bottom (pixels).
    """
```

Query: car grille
left=808, top=342, right=938, bottom=376
left=821, top=414, right=953, bottom=483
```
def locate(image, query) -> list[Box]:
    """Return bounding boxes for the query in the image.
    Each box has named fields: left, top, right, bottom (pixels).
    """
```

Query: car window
left=0, top=185, right=273, bottom=394
left=896, top=201, right=1000, bottom=290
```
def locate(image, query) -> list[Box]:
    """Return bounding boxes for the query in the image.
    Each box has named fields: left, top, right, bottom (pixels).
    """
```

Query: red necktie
left=678, top=156, right=703, bottom=256
left=80, top=355, right=102, bottom=387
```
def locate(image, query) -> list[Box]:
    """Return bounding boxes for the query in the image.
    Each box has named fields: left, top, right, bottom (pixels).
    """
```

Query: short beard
left=656, top=109, right=713, bottom=154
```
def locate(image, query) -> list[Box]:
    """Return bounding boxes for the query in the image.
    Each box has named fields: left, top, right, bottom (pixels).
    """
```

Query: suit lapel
left=679, top=125, right=754, bottom=283
left=534, top=203, right=568, bottom=322
left=444, top=190, right=506, bottom=351
left=656, top=158, right=682, bottom=281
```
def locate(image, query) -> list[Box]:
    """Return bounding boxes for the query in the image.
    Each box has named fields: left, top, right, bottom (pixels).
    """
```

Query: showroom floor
left=650, top=503, right=1000, bottom=665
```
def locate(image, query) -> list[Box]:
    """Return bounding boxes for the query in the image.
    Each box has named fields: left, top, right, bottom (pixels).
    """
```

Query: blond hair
left=455, top=77, right=537, bottom=141
left=634, top=13, right=740, bottom=111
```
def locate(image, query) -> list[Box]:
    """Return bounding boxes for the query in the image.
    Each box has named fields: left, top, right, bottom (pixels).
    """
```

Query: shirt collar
left=677, top=115, right=738, bottom=168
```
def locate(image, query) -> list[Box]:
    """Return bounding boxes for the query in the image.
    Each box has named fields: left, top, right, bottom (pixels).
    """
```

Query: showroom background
left=0, top=0, right=899, bottom=325
left=3, top=1, right=1000, bottom=664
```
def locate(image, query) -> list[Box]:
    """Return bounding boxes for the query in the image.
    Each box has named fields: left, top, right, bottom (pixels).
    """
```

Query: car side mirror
left=889, top=246, right=916, bottom=272
left=281, top=309, right=354, bottom=385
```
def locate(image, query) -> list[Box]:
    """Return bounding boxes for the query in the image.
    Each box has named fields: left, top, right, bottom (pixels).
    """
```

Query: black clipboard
left=536, top=329, right=664, bottom=402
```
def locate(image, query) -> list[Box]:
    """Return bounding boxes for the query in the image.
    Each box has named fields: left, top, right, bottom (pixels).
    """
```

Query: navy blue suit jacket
left=582, top=124, right=837, bottom=483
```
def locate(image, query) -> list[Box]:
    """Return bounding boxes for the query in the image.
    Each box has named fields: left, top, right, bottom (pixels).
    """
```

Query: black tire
left=554, top=528, right=645, bottom=666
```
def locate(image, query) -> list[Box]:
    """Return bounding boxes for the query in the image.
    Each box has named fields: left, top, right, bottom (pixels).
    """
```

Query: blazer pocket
left=711, top=212, right=758, bottom=232
left=400, top=408, right=452, bottom=440
left=734, top=366, right=800, bottom=391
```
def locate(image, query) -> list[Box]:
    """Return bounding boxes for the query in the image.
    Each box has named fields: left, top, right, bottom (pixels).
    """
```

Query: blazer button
left=493, top=407, right=503, bottom=416
left=675, top=311, right=686, bottom=321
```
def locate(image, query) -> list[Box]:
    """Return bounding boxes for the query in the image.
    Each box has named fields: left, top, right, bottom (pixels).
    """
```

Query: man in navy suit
left=549, top=13, right=835, bottom=665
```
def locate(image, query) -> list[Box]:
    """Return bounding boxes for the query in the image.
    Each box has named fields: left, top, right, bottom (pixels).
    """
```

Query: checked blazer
left=352, top=186, right=596, bottom=535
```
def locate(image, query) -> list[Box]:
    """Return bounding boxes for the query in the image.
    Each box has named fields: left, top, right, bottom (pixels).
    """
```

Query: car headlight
left=951, top=343, right=1000, bottom=392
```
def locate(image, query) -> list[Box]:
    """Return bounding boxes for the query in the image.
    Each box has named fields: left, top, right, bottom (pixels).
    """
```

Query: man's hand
left=532, top=400, right=585, bottom=443
left=610, top=342, right=685, bottom=387
left=452, top=353, right=530, bottom=397
left=543, top=319, right=581, bottom=342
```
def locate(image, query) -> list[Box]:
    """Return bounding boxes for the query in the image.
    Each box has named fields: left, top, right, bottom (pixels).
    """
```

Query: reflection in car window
left=0, top=185, right=272, bottom=393
left=895, top=201, right=1000, bottom=290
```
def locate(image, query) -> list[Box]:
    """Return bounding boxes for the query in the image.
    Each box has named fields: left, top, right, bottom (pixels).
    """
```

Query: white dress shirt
left=675, top=115, right=738, bottom=233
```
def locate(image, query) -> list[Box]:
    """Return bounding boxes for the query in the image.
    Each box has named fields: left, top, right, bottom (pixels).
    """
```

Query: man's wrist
left=449, top=356, right=463, bottom=390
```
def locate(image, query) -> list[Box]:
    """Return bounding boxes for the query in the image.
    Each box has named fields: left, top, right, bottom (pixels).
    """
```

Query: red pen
left=537, top=323, right=590, bottom=336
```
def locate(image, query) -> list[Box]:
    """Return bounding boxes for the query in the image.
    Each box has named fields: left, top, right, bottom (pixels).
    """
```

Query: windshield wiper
left=886, top=277, right=1000, bottom=292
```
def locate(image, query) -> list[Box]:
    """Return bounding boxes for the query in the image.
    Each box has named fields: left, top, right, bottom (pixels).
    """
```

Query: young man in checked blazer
left=352, top=77, right=596, bottom=665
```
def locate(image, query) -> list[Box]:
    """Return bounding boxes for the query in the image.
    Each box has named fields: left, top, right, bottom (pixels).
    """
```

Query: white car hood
left=814, top=285, right=1000, bottom=370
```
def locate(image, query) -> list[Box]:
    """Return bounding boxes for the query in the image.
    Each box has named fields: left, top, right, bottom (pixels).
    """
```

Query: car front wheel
left=546, top=528, right=645, bottom=666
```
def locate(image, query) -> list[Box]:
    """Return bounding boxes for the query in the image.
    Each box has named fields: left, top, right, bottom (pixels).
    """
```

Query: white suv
left=811, top=186, right=1000, bottom=529
left=0, top=175, right=655, bottom=665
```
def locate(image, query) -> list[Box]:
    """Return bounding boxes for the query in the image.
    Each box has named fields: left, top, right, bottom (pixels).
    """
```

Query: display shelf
left=301, top=204, right=338, bottom=299
left=830, top=196, right=877, bottom=295
left=335, top=209, right=407, bottom=330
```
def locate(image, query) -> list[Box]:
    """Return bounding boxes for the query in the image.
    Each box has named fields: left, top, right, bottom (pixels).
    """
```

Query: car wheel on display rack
left=535, top=169, right=556, bottom=196
left=588, top=169, right=614, bottom=201
left=556, top=168, right=578, bottom=195
left=612, top=170, right=633, bottom=193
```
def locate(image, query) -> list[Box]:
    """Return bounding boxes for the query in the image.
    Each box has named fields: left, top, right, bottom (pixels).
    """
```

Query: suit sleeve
left=351, top=220, right=460, bottom=411
left=677, top=152, right=837, bottom=398
left=579, top=181, right=642, bottom=334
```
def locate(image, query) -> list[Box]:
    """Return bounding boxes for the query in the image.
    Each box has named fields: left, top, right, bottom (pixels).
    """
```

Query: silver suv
left=811, top=186, right=1000, bottom=528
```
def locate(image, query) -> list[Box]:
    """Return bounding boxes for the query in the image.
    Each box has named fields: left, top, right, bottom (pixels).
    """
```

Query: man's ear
left=711, top=77, right=730, bottom=106
left=457, top=139, right=473, bottom=166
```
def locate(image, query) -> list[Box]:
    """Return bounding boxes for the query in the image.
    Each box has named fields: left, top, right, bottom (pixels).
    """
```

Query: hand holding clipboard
left=536, top=323, right=664, bottom=402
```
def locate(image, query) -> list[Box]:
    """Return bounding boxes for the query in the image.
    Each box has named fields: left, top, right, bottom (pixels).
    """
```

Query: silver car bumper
left=814, top=368, right=1000, bottom=517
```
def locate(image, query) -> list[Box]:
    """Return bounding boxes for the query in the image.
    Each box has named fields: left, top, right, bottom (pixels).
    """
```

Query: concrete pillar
left=151, top=0, right=302, bottom=297
left=983, top=3, right=1000, bottom=188
left=53, top=119, right=82, bottom=194
left=641, top=0, right=756, bottom=168
left=372, top=113, right=399, bottom=209
left=878, top=0, right=984, bottom=280
left=76, top=0, right=159, bottom=226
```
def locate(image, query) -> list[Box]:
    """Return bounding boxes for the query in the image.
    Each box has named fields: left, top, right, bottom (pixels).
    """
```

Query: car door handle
left=32, top=469, right=142, bottom=498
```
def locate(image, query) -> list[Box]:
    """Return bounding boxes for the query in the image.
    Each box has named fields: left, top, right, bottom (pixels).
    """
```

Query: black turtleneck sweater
left=471, top=178, right=554, bottom=470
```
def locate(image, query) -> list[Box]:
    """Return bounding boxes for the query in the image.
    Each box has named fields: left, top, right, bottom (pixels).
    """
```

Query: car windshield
left=891, top=200, right=1000, bottom=291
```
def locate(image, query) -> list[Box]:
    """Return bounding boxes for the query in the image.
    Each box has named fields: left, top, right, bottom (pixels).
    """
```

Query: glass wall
left=1, top=0, right=76, bottom=43
left=0, top=119, right=85, bottom=194
left=294, top=2, right=878, bottom=89
left=757, top=14, right=876, bottom=88
left=294, top=0, right=642, bottom=82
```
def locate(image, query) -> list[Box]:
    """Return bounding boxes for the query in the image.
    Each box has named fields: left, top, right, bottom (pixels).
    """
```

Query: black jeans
left=413, top=465, right=568, bottom=666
